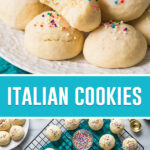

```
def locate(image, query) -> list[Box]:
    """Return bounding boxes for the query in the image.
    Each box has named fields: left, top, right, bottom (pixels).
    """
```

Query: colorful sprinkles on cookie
left=102, top=21, right=127, bottom=31
left=114, top=0, right=125, bottom=5
left=33, top=10, right=78, bottom=40
left=34, top=10, right=66, bottom=31
left=102, top=135, right=114, bottom=147
left=111, top=121, right=122, bottom=128
left=88, top=0, right=100, bottom=8
left=73, top=129, right=93, bottom=150
left=10, top=127, right=17, bottom=137
left=49, top=128, right=61, bottom=138
left=90, top=119, right=103, bottom=128
left=102, top=21, right=128, bottom=39
left=0, top=133, right=7, bottom=139
left=123, top=139, right=137, bottom=150
left=0, top=120, right=8, bottom=127
left=67, top=120, right=78, bottom=126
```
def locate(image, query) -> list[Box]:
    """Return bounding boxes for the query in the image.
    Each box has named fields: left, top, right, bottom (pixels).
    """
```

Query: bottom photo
left=0, top=119, right=149, bottom=150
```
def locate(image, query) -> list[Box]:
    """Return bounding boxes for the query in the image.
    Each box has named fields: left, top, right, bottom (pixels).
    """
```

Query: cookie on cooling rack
left=110, top=119, right=125, bottom=134
left=99, top=0, right=150, bottom=22
left=10, top=125, right=25, bottom=141
left=25, top=11, right=84, bottom=61
left=65, top=119, right=80, bottom=130
left=88, top=119, right=104, bottom=131
left=83, top=22, right=147, bottom=69
left=0, top=119, right=11, bottom=131
left=0, top=0, right=50, bottom=30
left=40, top=0, right=101, bottom=32
left=45, top=148, right=54, bottom=150
left=131, top=6, right=150, bottom=45
left=123, top=138, right=138, bottom=150
left=0, top=131, right=11, bottom=146
left=46, top=125, right=62, bottom=141
left=11, top=119, right=26, bottom=126
left=99, top=134, right=115, bottom=150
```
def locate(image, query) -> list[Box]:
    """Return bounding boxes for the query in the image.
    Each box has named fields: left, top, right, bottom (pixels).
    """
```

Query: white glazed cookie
left=46, top=125, right=62, bottom=141
left=131, top=6, right=150, bottom=45
left=0, top=0, right=50, bottom=30
left=40, top=0, right=101, bottom=32
left=110, top=119, right=124, bottom=134
left=99, top=134, right=115, bottom=150
left=11, top=119, right=26, bottom=126
left=123, top=138, right=138, bottom=150
left=0, top=119, right=11, bottom=131
left=99, top=0, right=150, bottom=22
left=45, top=149, right=54, bottom=150
left=0, top=131, right=11, bottom=146
left=10, top=125, right=25, bottom=141
left=65, top=119, right=80, bottom=130
left=83, top=22, right=147, bottom=69
left=88, top=119, right=104, bottom=131
left=25, top=11, right=84, bottom=61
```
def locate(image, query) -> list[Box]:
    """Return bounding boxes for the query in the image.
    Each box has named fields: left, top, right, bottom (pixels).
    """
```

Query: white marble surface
left=13, top=119, right=150, bottom=150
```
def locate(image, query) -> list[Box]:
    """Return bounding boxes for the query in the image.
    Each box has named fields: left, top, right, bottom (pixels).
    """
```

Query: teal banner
left=0, top=76, right=149, bottom=117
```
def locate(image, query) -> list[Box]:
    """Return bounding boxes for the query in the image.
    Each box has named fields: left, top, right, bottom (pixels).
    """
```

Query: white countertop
left=13, top=119, right=150, bottom=150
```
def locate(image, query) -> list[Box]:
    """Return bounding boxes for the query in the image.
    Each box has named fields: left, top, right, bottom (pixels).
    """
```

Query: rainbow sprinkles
left=114, top=0, right=125, bottom=5
left=33, top=10, right=67, bottom=31
left=102, top=21, right=128, bottom=33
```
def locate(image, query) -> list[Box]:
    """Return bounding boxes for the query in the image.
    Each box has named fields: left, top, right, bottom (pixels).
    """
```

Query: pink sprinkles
left=88, top=0, right=100, bottom=8
left=102, top=21, right=128, bottom=32
left=33, top=10, right=66, bottom=31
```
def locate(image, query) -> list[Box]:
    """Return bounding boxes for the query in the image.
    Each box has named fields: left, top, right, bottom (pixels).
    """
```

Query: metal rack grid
left=24, top=119, right=144, bottom=150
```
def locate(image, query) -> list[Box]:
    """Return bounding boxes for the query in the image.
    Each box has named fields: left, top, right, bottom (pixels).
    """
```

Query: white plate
left=0, top=120, right=30, bottom=150
left=0, top=20, right=150, bottom=74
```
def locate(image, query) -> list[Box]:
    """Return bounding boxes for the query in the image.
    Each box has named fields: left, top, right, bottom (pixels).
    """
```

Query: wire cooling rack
left=24, top=119, right=144, bottom=150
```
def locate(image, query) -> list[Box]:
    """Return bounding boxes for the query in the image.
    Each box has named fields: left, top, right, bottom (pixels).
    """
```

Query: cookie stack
left=0, top=0, right=50, bottom=30
left=0, top=0, right=150, bottom=69
left=0, top=119, right=26, bottom=146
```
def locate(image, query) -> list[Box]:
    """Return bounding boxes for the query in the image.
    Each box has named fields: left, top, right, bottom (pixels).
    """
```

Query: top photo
left=0, top=0, right=150, bottom=74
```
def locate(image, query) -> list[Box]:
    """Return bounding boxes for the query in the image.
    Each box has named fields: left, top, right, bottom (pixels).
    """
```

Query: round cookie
left=45, top=149, right=54, bottom=150
left=25, top=11, right=84, bottom=61
left=40, top=0, right=101, bottom=32
left=99, top=0, right=150, bottom=22
left=46, top=125, right=62, bottom=141
left=65, top=119, right=80, bottom=130
left=99, top=134, right=115, bottom=150
left=11, top=119, right=26, bottom=126
left=0, top=119, right=11, bottom=131
left=0, top=131, right=11, bottom=146
left=110, top=119, right=124, bottom=134
left=10, top=125, right=25, bottom=141
left=83, top=22, right=147, bottom=69
left=0, top=0, right=50, bottom=30
left=131, top=6, right=150, bottom=45
left=88, top=119, right=104, bottom=131
left=123, top=138, right=138, bottom=150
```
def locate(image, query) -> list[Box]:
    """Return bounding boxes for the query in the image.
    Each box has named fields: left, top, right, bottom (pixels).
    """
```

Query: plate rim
left=0, top=119, right=30, bottom=150
left=0, top=20, right=150, bottom=74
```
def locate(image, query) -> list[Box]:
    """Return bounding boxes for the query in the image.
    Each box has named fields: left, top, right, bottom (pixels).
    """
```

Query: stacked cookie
left=0, top=0, right=50, bottom=30
left=0, top=119, right=26, bottom=146
left=0, top=0, right=149, bottom=69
